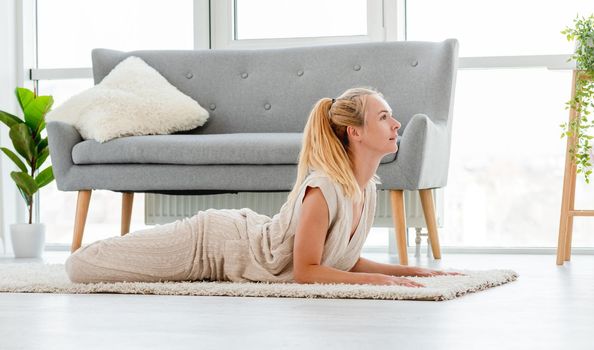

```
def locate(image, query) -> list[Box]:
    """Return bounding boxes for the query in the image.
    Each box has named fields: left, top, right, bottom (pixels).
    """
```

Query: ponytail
left=288, top=87, right=382, bottom=204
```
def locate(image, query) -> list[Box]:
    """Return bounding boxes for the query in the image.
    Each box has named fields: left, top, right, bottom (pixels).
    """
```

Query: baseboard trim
left=362, top=245, right=594, bottom=255
left=43, top=243, right=594, bottom=255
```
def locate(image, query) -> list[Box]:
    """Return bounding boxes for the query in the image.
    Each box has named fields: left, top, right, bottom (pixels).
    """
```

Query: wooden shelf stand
left=557, top=70, right=593, bottom=265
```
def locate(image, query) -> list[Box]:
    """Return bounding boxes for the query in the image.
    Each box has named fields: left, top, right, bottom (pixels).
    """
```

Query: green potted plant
left=560, top=14, right=594, bottom=183
left=0, top=87, right=54, bottom=258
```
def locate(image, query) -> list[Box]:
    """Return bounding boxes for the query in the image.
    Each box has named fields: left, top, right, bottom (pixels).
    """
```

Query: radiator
left=145, top=188, right=444, bottom=229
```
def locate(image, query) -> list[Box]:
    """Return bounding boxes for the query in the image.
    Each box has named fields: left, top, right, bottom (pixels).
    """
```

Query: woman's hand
left=404, top=267, right=466, bottom=277
left=370, top=274, right=425, bottom=288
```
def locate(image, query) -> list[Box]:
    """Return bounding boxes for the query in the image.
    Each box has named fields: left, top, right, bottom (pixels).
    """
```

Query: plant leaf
left=15, top=87, right=53, bottom=137
left=24, top=95, right=53, bottom=135
left=15, top=185, right=32, bottom=207
left=15, top=87, right=34, bottom=113
left=35, top=147, right=49, bottom=169
left=9, top=123, right=36, bottom=164
left=10, top=171, right=38, bottom=196
left=35, top=119, right=47, bottom=138
left=35, top=167, right=54, bottom=189
left=0, top=110, right=24, bottom=128
left=0, top=147, right=28, bottom=172
left=37, top=137, right=48, bottom=152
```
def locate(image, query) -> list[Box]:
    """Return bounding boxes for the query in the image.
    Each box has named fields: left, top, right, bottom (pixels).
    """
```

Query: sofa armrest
left=46, top=121, right=83, bottom=190
left=396, top=113, right=452, bottom=189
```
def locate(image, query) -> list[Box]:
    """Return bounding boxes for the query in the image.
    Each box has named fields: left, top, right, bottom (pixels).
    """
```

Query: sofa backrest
left=92, top=40, right=458, bottom=134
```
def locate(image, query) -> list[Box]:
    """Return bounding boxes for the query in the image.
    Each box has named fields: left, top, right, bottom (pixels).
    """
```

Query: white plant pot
left=10, top=223, right=46, bottom=258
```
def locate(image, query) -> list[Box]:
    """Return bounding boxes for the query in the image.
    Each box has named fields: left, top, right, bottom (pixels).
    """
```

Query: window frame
left=210, top=0, right=386, bottom=49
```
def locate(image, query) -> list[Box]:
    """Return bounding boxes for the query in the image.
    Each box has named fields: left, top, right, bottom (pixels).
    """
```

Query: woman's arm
left=349, top=256, right=411, bottom=275
left=292, top=186, right=424, bottom=287
left=350, top=256, right=465, bottom=277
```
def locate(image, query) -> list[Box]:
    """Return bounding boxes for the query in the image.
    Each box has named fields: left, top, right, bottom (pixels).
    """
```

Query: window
left=26, top=1, right=594, bottom=251
left=439, top=68, right=583, bottom=247
left=37, top=0, right=194, bottom=68
left=407, top=0, right=594, bottom=248
left=235, top=0, right=367, bottom=40
left=34, top=1, right=194, bottom=245
left=211, top=0, right=384, bottom=48
left=406, top=0, right=594, bottom=56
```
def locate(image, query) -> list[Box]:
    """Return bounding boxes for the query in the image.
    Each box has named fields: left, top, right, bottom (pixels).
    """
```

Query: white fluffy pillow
left=46, top=56, right=209, bottom=143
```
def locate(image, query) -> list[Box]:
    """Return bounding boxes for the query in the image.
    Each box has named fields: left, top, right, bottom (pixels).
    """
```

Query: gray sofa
left=46, top=39, right=459, bottom=264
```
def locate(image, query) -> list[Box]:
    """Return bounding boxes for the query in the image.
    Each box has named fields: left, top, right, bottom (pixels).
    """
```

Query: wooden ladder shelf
left=557, top=70, right=593, bottom=265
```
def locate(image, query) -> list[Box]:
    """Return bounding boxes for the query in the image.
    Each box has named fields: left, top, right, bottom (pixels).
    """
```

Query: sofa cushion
left=71, top=133, right=399, bottom=165
left=46, top=56, right=209, bottom=143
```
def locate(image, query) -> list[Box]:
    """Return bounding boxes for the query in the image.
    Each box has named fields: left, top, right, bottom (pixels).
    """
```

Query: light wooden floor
left=0, top=251, right=592, bottom=350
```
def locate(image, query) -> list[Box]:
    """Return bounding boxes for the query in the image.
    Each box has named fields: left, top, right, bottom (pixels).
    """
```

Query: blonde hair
left=288, top=86, right=383, bottom=204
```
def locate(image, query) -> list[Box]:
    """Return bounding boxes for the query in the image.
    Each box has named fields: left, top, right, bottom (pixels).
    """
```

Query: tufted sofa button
left=353, top=64, right=361, bottom=71
left=209, top=103, right=216, bottom=110
left=241, top=72, right=249, bottom=79
left=297, top=70, right=304, bottom=76
left=186, top=72, right=193, bottom=79
left=411, top=60, right=419, bottom=67
left=264, top=103, right=271, bottom=110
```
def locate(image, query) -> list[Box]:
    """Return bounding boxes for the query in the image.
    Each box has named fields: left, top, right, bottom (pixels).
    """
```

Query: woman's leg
left=65, top=215, right=201, bottom=283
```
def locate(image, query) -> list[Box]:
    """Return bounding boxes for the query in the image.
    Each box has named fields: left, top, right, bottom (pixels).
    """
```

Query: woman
left=66, top=87, right=460, bottom=287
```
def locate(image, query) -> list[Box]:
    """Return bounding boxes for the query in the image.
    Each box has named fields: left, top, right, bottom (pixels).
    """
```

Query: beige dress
left=65, top=170, right=377, bottom=283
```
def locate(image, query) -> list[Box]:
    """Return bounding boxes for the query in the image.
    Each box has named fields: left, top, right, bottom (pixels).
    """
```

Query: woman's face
left=358, top=94, right=401, bottom=155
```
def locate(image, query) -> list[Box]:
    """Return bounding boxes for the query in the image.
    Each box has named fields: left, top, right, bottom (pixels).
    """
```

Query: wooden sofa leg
left=121, top=192, right=134, bottom=236
left=72, top=190, right=92, bottom=253
left=419, top=189, right=442, bottom=259
left=390, top=190, right=408, bottom=265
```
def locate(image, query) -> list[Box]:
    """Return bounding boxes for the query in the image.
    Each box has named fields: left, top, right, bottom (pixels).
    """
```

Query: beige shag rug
left=0, top=263, right=518, bottom=301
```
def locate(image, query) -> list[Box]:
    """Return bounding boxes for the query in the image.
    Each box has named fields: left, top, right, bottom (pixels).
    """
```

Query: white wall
left=0, top=0, right=34, bottom=256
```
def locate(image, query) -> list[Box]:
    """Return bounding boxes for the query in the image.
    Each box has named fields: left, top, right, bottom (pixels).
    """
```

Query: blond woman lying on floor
left=66, top=87, right=462, bottom=287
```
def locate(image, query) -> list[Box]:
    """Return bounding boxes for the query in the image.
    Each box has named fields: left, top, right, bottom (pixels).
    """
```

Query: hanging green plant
left=560, top=14, right=594, bottom=183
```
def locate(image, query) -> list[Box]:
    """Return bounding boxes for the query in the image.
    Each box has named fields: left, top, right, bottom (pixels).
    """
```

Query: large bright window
left=27, top=1, right=594, bottom=250
left=32, top=0, right=380, bottom=246
left=211, top=0, right=381, bottom=48
left=37, top=0, right=194, bottom=68
left=407, top=1, right=594, bottom=248
left=35, top=1, right=193, bottom=245
left=440, top=69, right=582, bottom=247
left=235, top=0, right=367, bottom=39
left=406, top=0, right=594, bottom=56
